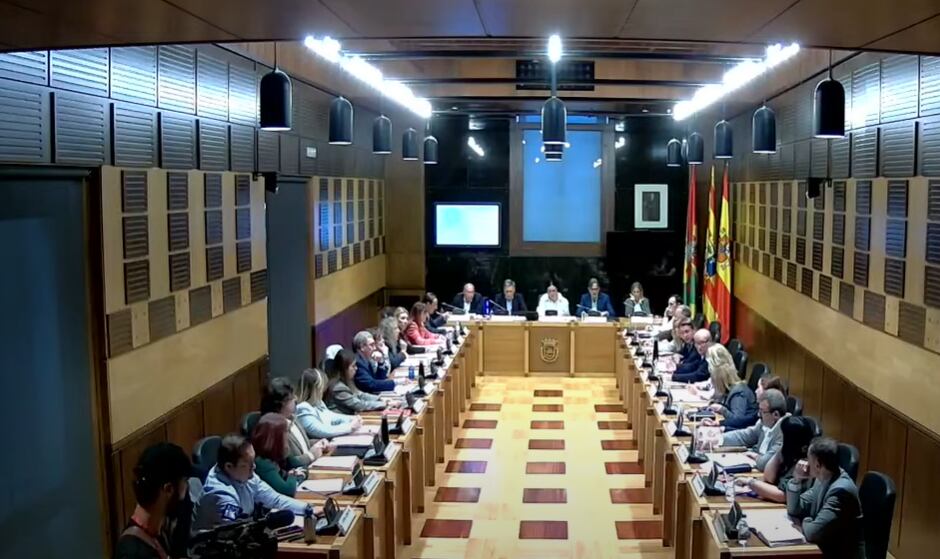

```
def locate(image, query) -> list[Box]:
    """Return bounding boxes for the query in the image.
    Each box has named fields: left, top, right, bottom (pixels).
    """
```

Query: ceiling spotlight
left=259, top=67, right=292, bottom=131
left=687, top=132, right=704, bottom=165
left=372, top=114, right=391, bottom=154
left=714, top=120, right=733, bottom=159
left=423, top=135, right=439, bottom=165
left=547, top=34, right=563, bottom=64
left=467, top=136, right=485, bottom=157
left=402, top=128, right=419, bottom=160
left=329, top=96, right=353, bottom=145
left=752, top=105, right=777, bottom=153
left=666, top=138, right=682, bottom=167
left=615, top=136, right=626, bottom=150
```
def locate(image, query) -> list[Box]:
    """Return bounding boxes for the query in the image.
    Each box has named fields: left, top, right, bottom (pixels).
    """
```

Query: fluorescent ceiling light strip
left=304, top=35, right=432, bottom=119
left=673, top=42, right=800, bottom=121
left=467, top=136, right=485, bottom=157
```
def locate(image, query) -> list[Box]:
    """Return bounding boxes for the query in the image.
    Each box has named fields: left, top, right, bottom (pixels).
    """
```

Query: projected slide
left=435, top=203, right=500, bottom=247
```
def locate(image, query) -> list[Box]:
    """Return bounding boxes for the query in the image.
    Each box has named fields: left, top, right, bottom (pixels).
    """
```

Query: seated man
left=194, top=434, right=313, bottom=530
left=786, top=437, right=866, bottom=559
left=113, top=443, right=193, bottom=559
left=672, top=327, right=711, bottom=383
left=719, top=389, right=789, bottom=471
left=493, top=279, right=527, bottom=315
left=536, top=282, right=570, bottom=317
left=352, top=330, right=400, bottom=394
left=452, top=283, right=484, bottom=314
left=422, top=292, right=448, bottom=334
left=578, top=278, right=616, bottom=317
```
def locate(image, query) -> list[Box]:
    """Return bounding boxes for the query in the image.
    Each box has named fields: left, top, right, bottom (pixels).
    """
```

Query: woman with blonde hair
left=705, top=344, right=758, bottom=430
left=295, top=368, right=362, bottom=439
left=377, top=316, right=407, bottom=369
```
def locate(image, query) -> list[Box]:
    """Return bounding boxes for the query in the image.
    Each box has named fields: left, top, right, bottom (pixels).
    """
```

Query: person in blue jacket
left=577, top=277, right=617, bottom=317
left=673, top=327, right=712, bottom=383
left=352, top=330, right=402, bottom=394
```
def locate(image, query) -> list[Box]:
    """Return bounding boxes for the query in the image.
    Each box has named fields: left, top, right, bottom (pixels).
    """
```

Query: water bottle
left=381, top=415, right=390, bottom=445
left=303, top=506, right=317, bottom=544
left=725, top=475, right=736, bottom=504
left=736, top=518, right=750, bottom=547
left=418, top=361, right=425, bottom=379
left=408, top=365, right=415, bottom=380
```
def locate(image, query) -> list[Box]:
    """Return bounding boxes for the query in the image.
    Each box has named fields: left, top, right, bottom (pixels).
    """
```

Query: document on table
left=310, top=455, right=358, bottom=472
left=744, top=508, right=806, bottom=547
left=488, top=315, right=526, bottom=322
left=331, top=435, right=375, bottom=447
left=298, top=478, right=345, bottom=495
left=705, top=452, right=756, bottom=470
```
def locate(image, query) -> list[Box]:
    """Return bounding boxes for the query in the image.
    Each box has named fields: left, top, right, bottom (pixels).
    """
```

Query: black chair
left=747, top=362, right=769, bottom=391
left=240, top=411, right=261, bottom=436
left=708, top=321, right=722, bottom=343
left=734, top=350, right=749, bottom=380
left=786, top=395, right=803, bottom=416
left=838, top=443, right=861, bottom=483
left=692, top=313, right=706, bottom=330
left=803, top=416, right=823, bottom=438
left=859, top=471, right=897, bottom=559
left=192, top=436, right=222, bottom=482
left=726, top=338, right=743, bottom=357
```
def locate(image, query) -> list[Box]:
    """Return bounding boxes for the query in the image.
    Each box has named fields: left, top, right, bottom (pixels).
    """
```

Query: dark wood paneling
left=898, top=429, right=940, bottom=558
left=202, top=379, right=235, bottom=437
left=800, top=354, right=824, bottom=420
left=232, top=362, right=261, bottom=419
left=867, top=402, right=908, bottom=553
left=165, top=399, right=204, bottom=457
left=820, top=368, right=847, bottom=439
left=840, top=387, right=871, bottom=476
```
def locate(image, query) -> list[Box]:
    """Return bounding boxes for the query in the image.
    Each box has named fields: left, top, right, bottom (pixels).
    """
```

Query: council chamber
left=1, top=4, right=939, bottom=559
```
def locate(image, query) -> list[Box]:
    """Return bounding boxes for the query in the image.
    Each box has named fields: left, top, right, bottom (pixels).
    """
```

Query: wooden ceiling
left=0, top=0, right=937, bottom=115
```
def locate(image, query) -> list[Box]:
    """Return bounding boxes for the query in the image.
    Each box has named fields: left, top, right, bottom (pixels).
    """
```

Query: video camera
left=189, top=509, right=293, bottom=559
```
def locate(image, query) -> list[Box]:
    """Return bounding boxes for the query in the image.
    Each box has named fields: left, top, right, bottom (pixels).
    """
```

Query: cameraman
left=193, top=434, right=316, bottom=531
left=114, top=442, right=193, bottom=559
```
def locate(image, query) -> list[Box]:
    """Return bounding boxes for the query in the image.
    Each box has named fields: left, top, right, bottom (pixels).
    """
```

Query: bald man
left=451, top=283, right=483, bottom=315
left=673, top=328, right=712, bottom=383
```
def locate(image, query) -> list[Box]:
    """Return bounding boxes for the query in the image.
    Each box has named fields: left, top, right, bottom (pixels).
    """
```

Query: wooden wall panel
left=840, top=387, right=871, bottom=475
left=203, top=379, right=236, bottom=437
left=800, top=354, right=824, bottom=419
left=820, top=368, right=847, bottom=440
left=165, top=399, right=204, bottom=457
left=898, top=429, right=940, bottom=558
left=232, top=362, right=262, bottom=419
left=867, top=402, right=908, bottom=553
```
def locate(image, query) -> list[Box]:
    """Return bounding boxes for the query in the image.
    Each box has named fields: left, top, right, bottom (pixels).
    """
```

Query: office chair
left=747, top=362, right=769, bottom=391
left=708, top=321, right=722, bottom=343
left=803, top=416, right=823, bottom=438
left=192, top=435, right=222, bottom=482
left=734, top=351, right=749, bottom=380
left=726, top=338, right=743, bottom=357
left=837, top=443, right=861, bottom=483
left=240, top=410, right=261, bottom=436
left=692, top=313, right=706, bottom=330
left=859, top=471, right=897, bottom=559
left=786, top=395, right=803, bottom=416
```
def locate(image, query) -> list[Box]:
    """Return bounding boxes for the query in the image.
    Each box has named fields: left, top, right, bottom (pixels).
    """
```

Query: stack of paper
left=331, top=435, right=375, bottom=447
left=355, top=424, right=381, bottom=435
left=298, top=477, right=345, bottom=495
left=744, top=508, right=806, bottom=547
left=311, top=455, right=358, bottom=472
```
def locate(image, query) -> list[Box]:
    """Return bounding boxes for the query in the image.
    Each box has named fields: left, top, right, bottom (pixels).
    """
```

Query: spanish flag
left=702, top=165, right=718, bottom=324
left=715, top=163, right=733, bottom=343
left=683, top=168, right=698, bottom=316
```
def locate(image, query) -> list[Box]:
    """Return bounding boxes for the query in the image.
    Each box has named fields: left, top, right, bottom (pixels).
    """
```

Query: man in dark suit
left=577, top=278, right=616, bottom=317
left=492, top=279, right=527, bottom=315
left=351, top=331, right=395, bottom=394
left=451, top=283, right=484, bottom=314
left=787, top=437, right=866, bottom=559
left=673, top=326, right=711, bottom=383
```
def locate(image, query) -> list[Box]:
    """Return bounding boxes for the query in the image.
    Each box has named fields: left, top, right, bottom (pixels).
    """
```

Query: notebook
left=331, top=435, right=375, bottom=447
left=298, top=478, right=345, bottom=495
left=311, top=455, right=358, bottom=472
left=744, top=508, right=806, bottom=547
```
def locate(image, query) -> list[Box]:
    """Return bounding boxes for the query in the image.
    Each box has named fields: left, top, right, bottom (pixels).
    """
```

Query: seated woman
left=736, top=416, right=816, bottom=503
left=624, top=281, right=652, bottom=317
left=296, top=368, right=362, bottom=439
left=402, top=302, right=443, bottom=346
left=251, top=413, right=307, bottom=497
left=325, top=349, right=401, bottom=414
left=423, top=292, right=448, bottom=334
left=377, top=316, right=408, bottom=370
left=261, top=378, right=327, bottom=468
left=703, top=344, right=758, bottom=430
left=536, top=282, right=570, bottom=317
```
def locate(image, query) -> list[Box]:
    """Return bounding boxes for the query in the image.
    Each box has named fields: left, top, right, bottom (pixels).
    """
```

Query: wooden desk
left=459, top=318, right=621, bottom=376
left=277, top=508, right=368, bottom=559
left=696, top=510, right=821, bottom=559
left=297, top=472, right=388, bottom=559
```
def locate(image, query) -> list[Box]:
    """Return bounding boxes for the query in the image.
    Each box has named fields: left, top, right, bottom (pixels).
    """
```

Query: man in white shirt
left=536, top=283, right=570, bottom=317
left=451, top=283, right=483, bottom=314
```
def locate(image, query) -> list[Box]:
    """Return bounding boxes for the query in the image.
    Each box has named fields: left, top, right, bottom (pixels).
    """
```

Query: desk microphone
left=265, top=509, right=297, bottom=530
left=440, top=302, right=466, bottom=314
left=575, top=304, right=602, bottom=317
left=487, top=298, right=508, bottom=314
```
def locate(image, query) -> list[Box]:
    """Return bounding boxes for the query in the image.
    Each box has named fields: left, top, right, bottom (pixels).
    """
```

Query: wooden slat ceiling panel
left=868, top=13, right=940, bottom=52
left=475, top=0, right=636, bottom=37
left=168, top=0, right=354, bottom=40
left=319, top=0, right=486, bottom=37
left=619, top=0, right=796, bottom=42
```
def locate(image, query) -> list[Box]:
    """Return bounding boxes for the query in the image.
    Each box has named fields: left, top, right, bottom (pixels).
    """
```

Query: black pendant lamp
left=714, top=120, right=733, bottom=159
left=402, top=128, right=418, bottom=161
left=666, top=138, right=682, bottom=167
left=542, top=96, right=567, bottom=146
left=814, top=50, right=845, bottom=139
left=259, top=45, right=291, bottom=131
left=752, top=105, right=777, bottom=154
left=687, top=132, right=704, bottom=165
left=423, top=135, right=439, bottom=165
left=373, top=115, right=391, bottom=154
left=329, top=96, right=353, bottom=145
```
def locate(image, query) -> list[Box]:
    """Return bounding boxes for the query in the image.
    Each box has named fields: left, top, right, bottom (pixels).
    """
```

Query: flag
left=702, top=165, right=718, bottom=324
left=715, top=163, right=733, bottom=343
left=683, top=168, right=698, bottom=316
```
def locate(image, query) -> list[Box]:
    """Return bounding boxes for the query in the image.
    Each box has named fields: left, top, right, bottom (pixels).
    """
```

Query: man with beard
left=113, top=442, right=194, bottom=559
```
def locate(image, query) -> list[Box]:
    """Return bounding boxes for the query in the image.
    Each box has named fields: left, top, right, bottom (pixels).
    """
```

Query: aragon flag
left=683, top=169, right=698, bottom=316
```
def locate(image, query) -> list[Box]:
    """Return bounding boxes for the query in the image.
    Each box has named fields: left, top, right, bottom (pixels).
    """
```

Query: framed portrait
left=634, top=184, right=668, bottom=229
